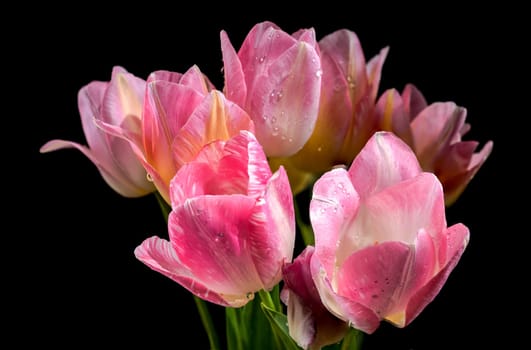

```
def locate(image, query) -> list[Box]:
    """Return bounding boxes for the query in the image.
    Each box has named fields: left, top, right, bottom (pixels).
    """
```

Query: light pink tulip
left=95, top=66, right=254, bottom=203
left=221, top=21, right=322, bottom=157
left=282, top=246, right=349, bottom=350
left=309, top=131, right=470, bottom=334
left=374, top=84, right=493, bottom=204
left=135, top=131, right=295, bottom=307
left=288, top=29, right=389, bottom=174
left=40, top=66, right=155, bottom=197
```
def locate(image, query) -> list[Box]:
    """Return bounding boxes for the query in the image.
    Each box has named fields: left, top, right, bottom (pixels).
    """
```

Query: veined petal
left=310, top=254, right=381, bottom=334
left=311, top=168, right=360, bottom=279
left=221, top=30, right=247, bottom=106
left=374, top=89, right=414, bottom=147
left=171, top=90, right=254, bottom=169
left=134, top=236, right=236, bottom=307
left=405, top=223, right=469, bottom=325
left=410, top=102, right=466, bottom=169
left=102, top=66, right=145, bottom=126
left=169, top=195, right=265, bottom=296
left=77, top=81, right=109, bottom=158
left=249, top=166, right=295, bottom=288
left=143, top=80, right=205, bottom=187
left=348, top=132, right=422, bottom=199
left=319, top=29, right=368, bottom=106
left=366, top=46, right=389, bottom=102
left=250, top=40, right=321, bottom=156
left=337, top=241, right=412, bottom=321
left=147, top=70, right=184, bottom=84
left=341, top=173, right=445, bottom=254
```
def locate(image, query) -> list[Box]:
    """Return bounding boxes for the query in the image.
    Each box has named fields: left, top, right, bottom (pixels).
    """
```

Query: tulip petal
left=311, top=168, right=360, bottom=279
left=348, top=132, right=422, bottom=199
left=249, top=166, right=295, bottom=288
left=283, top=290, right=315, bottom=349
left=169, top=195, right=264, bottom=295
left=221, top=30, right=247, bottom=106
left=402, top=83, right=427, bottom=119
left=366, top=46, right=389, bottom=101
left=311, top=254, right=381, bottom=334
left=134, top=236, right=234, bottom=307
left=147, top=70, right=183, bottom=84
left=250, top=40, right=321, bottom=156
left=375, top=89, right=414, bottom=146
left=337, top=241, right=412, bottom=321
left=143, top=80, right=205, bottom=186
left=405, top=223, right=469, bottom=324
left=410, top=102, right=466, bottom=169
left=342, top=173, right=445, bottom=252
left=171, top=91, right=254, bottom=169
left=102, top=66, right=145, bottom=126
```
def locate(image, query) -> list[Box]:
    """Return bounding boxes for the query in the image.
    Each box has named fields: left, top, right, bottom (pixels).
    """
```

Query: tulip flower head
left=135, top=131, right=295, bottom=307
left=309, top=131, right=470, bottom=334
left=40, top=66, right=155, bottom=197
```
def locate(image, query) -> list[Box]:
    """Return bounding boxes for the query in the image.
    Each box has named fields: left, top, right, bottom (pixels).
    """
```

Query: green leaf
left=260, top=303, right=301, bottom=350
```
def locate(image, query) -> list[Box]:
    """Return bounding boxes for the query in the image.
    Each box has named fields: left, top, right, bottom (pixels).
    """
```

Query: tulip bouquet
left=41, top=21, right=492, bottom=349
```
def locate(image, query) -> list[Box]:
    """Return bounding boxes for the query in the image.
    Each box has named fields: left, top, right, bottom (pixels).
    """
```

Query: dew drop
left=259, top=56, right=265, bottom=63
left=315, top=69, right=323, bottom=78
left=271, top=116, right=277, bottom=124
left=288, top=137, right=293, bottom=143
left=246, top=292, right=253, bottom=299
left=272, top=126, right=279, bottom=136
left=146, top=173, right=153, bottom=182
left=214, top=232, right=224, bottom=242
left=317, top=146, right=322, bottom=152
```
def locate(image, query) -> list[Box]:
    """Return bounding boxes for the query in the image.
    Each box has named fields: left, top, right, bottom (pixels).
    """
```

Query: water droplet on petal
left=259, top=56, right=265, bottom=63
left=317, top=146, right=322, bottom=152
left=146, top=173, right=153, bottom=182
left=315, top=69, right=323, bottom=78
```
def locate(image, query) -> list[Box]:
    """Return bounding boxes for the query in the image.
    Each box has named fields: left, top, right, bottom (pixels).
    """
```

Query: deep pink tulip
left=95, top=66, right=254, bottom=203
left=374, top=84, right=493, bottom=204
left=282, top=246, right=349, bottom=349
left=135, top=131, right=295, bottom=307
left=40, top=66, right=155, bottom=197
left=309, top=131, right=470, bottom=334
left=221, top=21, right=322, bottom=157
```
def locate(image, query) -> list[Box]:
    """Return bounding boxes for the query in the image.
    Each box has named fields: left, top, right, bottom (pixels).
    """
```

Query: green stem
left=154, top=191, right=171, bottom=220
left=194, top=296, right=221, bottom=350
left=258, top=289, right=277, bottom=312
left=340, top=328, right=364, bottom=350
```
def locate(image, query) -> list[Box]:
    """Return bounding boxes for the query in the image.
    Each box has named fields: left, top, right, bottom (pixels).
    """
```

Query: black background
left=14, top=3, right=520, bottom=349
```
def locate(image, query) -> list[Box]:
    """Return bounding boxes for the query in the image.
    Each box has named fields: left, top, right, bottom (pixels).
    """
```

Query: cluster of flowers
left=41, top=21, right=492, bottom=349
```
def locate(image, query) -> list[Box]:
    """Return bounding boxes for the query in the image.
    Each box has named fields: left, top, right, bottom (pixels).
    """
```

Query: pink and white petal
left=249, top=167, right=295, bottom=288
left=401, top=84, right=428, bottom=120
left=220, top=30, right=247, bottom=106
left=374, top=89, right=414, bottom=146
left=310, top=168, right=360, bottom=278
left=169, top=161, right=220, bottom=208
left=319, top=29, right=368, bottom=106
left=437, top=141, right=493, bottom=205
left=366, top=46, right=389, bottom=102
left=310, top=255, right=381, bottom=334
left=284, top=290, right=316, bottom=349
left=405, top=223, right=469, bottom=325
left=410, top=102, right=466, bottom=168
left=171, top=91, right=254, bottom=169
left=147, top=70, right=183, bottom=84
left=220, top=130, right=270, bottom=198
left=180, top=65, right=214, bottom=95
left=169, top=195, right=265, bottom=295
left=77, top=81, right=110, bottom=158
left=354, top=173, right=445, bottom=246
left=102, top=67, right=145, bottom=126
left=348, top=131, right=422, bottom=199
left=250, top=41, right=321, bottom=156
left=134, top=236, right=233, bottom=307
left=337, top=241, right=412, bottom=325
left=292, top=28, right=317, bottom=46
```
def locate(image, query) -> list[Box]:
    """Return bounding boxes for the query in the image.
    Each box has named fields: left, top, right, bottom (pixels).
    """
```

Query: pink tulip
left=374, top=84, right=493, bottom=204
left=221, top=21, right=322, bottom=157
left=309, top=131, right=470, bottom=334
left=40, top=66, right=155, bottom=197
left=288, top=29, right=389, bottom=174
left=135, top=131, right=295, bottom=307
left=95, top=66, right=254, bottom=203
left=282, top=246, right=349, bottom=350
